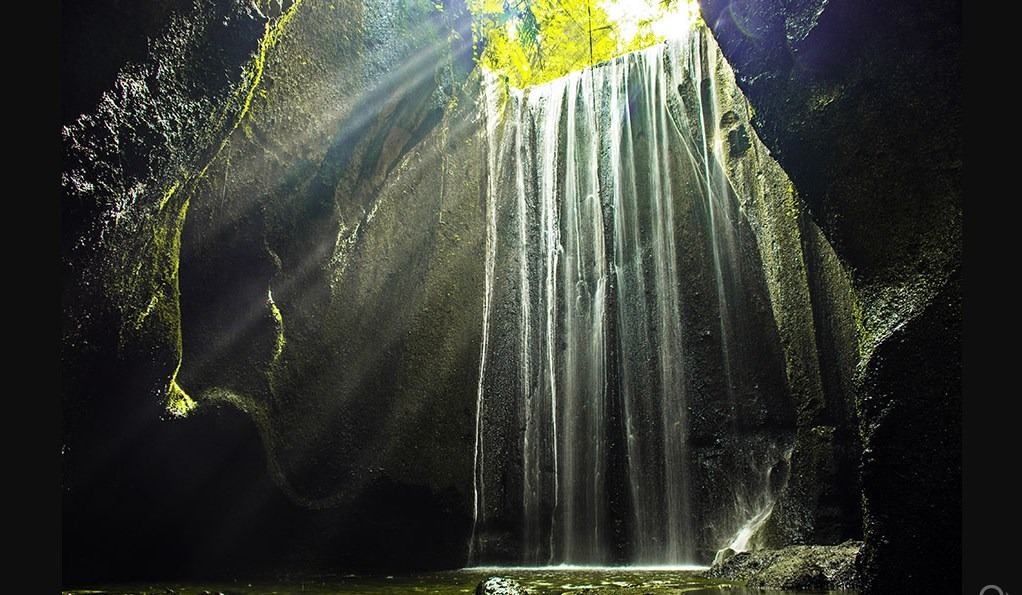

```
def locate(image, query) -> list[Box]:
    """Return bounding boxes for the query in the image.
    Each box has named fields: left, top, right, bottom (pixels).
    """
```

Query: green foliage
left=468, top=0, right=697, bottom=87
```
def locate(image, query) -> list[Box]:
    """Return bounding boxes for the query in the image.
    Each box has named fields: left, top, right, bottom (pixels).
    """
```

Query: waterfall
left=470, top=26, right=792, bottom=568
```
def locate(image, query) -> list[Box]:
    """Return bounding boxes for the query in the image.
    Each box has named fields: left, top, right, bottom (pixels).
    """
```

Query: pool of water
left=63, top=567, right=857, bottom=594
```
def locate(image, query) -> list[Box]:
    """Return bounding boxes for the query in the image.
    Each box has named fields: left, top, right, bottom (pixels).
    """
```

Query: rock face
left=697, top=0, right=962, bottom=592
left=61, top=0, right=961, bottom=591
left=62, top=0, right=484, bottom=583
left=468, top=34, right=806, bottom=567
left=704, top=540, right=862, bottom=590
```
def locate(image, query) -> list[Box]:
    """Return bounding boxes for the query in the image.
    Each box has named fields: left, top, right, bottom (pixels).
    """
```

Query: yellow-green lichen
left=210, top=0, right=304, bottom=138
left=128, top=184, right=194, bottom=418
left=165, top=378, right=198, bottom=417
left=143, top=2, right=303, bottom=414
left=267, top=288, right=286, bottom=363
left=127, top=184, right=191, bottom=335
left=847, top=280, right=875, bottom=377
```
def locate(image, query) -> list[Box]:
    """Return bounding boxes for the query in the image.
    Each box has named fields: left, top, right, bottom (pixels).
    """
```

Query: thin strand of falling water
left=558, top=72, right=584, bottom=563
left=541, top=81, right=564, bottom=567
left=686, top=27, right=745, bottom=547
left=692, top=27, right=748, bottom=534
left=535, top=78, right=568, bottom=564
left=523, top=78, right=567, bottom=565
left=586, top=64, right=609, bottom=563
left=622, top=44, right=645, bottom=564
left=691, top=26, right=738, bottom=402
left=649, top=39, right=690, bottom=565
left=688, top=28, right=782, bottom=553
left=608, top=38, right=691, bottom=564
left=469, top=69, right=504, bottom=565
left=517, top=80, right=538, bottom=561
left=543, top=88, right=568, bottom=568
left=607, top=45, right=650, bottom=566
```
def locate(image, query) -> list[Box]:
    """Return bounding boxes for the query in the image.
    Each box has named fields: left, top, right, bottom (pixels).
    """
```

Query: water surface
left=64, top=567, right=857, bottom=594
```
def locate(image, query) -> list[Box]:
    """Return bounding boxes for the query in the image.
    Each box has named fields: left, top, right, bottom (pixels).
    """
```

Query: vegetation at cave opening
left=465, top=0, right=701, bottom=87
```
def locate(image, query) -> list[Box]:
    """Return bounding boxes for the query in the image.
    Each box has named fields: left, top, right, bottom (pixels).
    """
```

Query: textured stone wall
left=697, top=0, right=962, bottom=591
left=62, top=0, right=487, bottom=582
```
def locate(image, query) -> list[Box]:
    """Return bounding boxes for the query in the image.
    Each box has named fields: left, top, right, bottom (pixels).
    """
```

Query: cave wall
left=174, top=0, right=485, bottom=513
left=704, top=39, right=864, bottom=552
left=62, top=0, right=486, bottom=584
left=697, top=0, right=962, bottom=591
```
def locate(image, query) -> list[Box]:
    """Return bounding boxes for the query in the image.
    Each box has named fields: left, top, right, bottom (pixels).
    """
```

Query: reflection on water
left=63, top=567, right=857, bottom=594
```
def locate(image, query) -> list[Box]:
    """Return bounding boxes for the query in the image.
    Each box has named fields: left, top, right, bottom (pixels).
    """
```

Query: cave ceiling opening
left=467, top=0, right=701, bottom=87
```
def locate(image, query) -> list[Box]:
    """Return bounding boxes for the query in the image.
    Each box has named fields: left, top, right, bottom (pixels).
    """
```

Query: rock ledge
left=704, top=540, right=863, bottom=591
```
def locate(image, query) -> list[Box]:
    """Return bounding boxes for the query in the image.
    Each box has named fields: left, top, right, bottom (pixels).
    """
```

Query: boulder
left=476, top=576, right=531, bottom=595
left=704, top=540, right=862, bottom=591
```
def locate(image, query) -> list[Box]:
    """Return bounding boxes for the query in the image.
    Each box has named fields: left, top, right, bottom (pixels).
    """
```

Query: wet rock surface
left=476, top=576, right=531, bottom=595
left=699, top=0, right=961, bottom=591
left=704, top=541, right=862, bottom=591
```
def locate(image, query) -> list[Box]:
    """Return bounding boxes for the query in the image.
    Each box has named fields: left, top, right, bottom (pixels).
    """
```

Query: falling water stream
left=470, top=26, right=791, bottom=568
